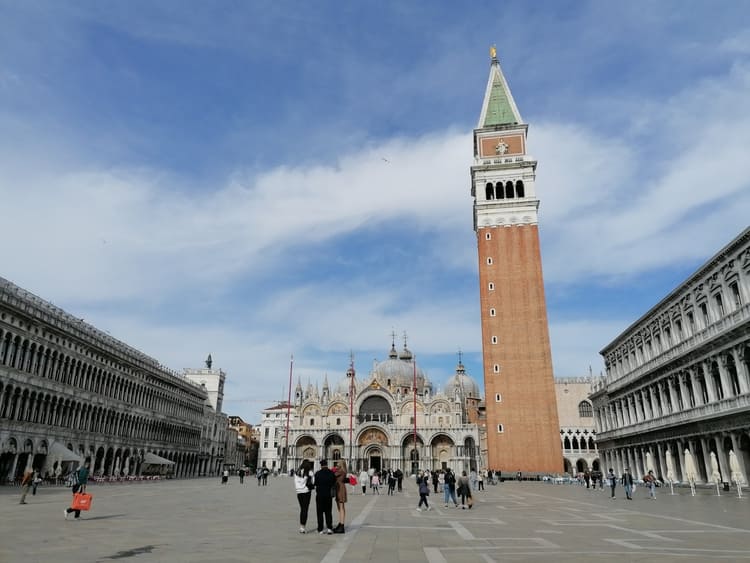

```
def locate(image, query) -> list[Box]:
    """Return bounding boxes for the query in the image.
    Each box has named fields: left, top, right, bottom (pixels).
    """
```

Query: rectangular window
left=486, top=257, right=493, bottom=265
left=488, top=282, right=495, bottom=291
left=497, top=424, right=504, bottom=433
left=495, top=393, right=502, bottom=402
left=493, top=364, right=500, bottom=373
left=675, top=320, right=682, bottom=338
left=700, top=302, right=709, bottom=326
left=714, top=293, right=725, bottom=317
left=485, top=232, right=491, bottom=240
left=490, top=308, right=496, bottom=316
left=730, top=282, right=742, bottom=307
left=491, top=336, right=498, bottom=344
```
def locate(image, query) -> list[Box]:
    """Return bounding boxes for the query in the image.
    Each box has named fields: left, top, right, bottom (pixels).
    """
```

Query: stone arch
left=563, top=458, right=573, bottom=475
left=359, top=395, right=393, bottom=424
left=430, top=433, right=454, bottom=470
left=576, top=458, right=588, bottom=473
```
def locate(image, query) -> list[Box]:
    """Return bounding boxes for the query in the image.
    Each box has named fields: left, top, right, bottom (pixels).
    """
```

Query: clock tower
left=471, top=50, right=562, bottom=474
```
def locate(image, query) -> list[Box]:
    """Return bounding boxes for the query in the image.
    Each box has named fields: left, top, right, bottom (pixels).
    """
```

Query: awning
left=48, top=441, right=82, bottom=462
left=143, top=452, right=175, bottom=465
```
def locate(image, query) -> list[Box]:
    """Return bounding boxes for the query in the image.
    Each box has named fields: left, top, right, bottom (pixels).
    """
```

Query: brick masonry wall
left=478, top=224, right=563, bottom=473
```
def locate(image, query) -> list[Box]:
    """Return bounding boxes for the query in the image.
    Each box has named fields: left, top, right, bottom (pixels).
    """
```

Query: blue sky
left=2, top=1, right=749, bottom=423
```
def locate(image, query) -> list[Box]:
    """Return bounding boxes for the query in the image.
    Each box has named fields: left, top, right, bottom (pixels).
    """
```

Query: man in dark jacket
left=314, top=459, right=336, bottom=534
left=621, top=467, right=634, bottom=500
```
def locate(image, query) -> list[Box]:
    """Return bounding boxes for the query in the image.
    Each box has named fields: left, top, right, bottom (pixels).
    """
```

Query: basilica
left=258, top=339, right=482, bottom=475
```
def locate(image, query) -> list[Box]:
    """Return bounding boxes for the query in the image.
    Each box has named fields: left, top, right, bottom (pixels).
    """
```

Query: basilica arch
left=430, top=433, right=455, bottom=470
left=357, top=426, right=388, bottom=472
left=401, top=433, right=425, bottom=475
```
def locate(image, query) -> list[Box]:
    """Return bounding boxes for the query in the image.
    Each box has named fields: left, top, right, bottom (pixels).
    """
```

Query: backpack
left=446, top=472, right=456, bottom=486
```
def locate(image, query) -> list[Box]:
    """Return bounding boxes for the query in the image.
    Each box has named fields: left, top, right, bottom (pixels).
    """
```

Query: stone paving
left=1, top=477, right=749, bottom=562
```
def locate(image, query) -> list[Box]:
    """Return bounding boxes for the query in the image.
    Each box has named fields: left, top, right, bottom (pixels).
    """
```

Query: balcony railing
left=598, top=393, right=750, bottom=441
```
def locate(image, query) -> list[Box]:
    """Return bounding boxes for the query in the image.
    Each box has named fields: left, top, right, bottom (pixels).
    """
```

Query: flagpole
left=348, top=352, right=355, bottom=471
left=413, top=354, right=417, bottom=473
left=284, top=354, right=293, bottom=474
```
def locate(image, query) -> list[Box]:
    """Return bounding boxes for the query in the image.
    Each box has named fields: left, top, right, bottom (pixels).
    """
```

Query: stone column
left=699, top=436, right=712, bottom=484
left=641, top=390, right=652, bottom=420
left=717, top=356, right=735, bottom=398
left=658, top=381, right=670, bottom=414
left=668, top=378, right=680, bottom=413
left=688, top=367, right=704, bottom=407
left=678, top=373, right=690, bottom=409
left=702, top=360, right=718, bottom=403
left=656, top=442, right=665, bottom=479
left=648, top=386, right=660, bottom=418
left=730, top=347, right=750, bottom=394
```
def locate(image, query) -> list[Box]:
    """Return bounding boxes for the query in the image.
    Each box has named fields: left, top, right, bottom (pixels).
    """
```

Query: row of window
left=0, top=381, right=200, bottom=446
left=0, top=328, right=202, bottom=420
left=599, top=352, right=748, bottom=431
left=484, top=180, right=525, bottom=200
left=608, top=280, right=745, bottom=376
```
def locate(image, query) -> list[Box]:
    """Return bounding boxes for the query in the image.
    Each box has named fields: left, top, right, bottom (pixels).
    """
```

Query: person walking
left=477, top=470, right=484, bottom=491
left=19, top=468, right=34, bottom=505
left=607, top=468, right=617, bottom=499
left=238, top=468, right=245, bottom=484
left=387, top=470, right=396, bottom=495
left=443, top=468, right=458, bottom=507
left=221, top=469, right=229, bottom=484
left=457, top=470, right=473, bottom=509
left=358, top=468, right=368, bottom=494
left=621, top=467, right=634, bottom=500
left=333, top=461, right=348, bottom=534
left=644, top=470, right=656, bottom=500
left=32, top=470, right=42, bottom=495
left=64, top=464, right=90, bottom=519
left=395, top=468, right=403, bottom=492
left=314, top=459, right=336, bottom=535
left=432, top=470, right=439, bottom=494
left=293, top=460, right=314, bottom=533
left=261, top=466, right=269, bottom=486
left=416, top=470, right=431, bottom=511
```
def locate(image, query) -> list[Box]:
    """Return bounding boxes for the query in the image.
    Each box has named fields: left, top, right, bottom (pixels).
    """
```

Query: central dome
left=371, top=343, right=431, bottom=393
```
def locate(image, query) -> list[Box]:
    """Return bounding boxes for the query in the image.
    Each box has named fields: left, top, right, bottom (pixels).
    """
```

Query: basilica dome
left=371, top=343, right=432, bottom=394
left=443, top=361, right=481, bottom=399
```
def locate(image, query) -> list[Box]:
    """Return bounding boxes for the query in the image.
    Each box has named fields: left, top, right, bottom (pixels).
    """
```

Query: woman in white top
left=358, top=469, right=369, bottom=494
left=293, top=460, right=314, bottom=533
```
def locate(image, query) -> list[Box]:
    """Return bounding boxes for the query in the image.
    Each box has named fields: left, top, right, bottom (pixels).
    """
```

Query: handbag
left=71, top=492, right=93, bottom=511
left=349, top=475, right=357, bottom=486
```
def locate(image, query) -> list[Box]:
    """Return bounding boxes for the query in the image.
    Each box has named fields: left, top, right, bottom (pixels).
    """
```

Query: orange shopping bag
left=71, top=492, right=93, bottom=511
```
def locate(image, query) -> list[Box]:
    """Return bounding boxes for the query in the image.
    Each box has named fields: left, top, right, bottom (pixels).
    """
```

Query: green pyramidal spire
left=478, top=51, right=523, bottom=128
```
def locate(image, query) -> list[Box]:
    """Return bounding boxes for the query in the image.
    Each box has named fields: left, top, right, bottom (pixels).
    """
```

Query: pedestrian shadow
left=79, top=514, right=127, bottom=521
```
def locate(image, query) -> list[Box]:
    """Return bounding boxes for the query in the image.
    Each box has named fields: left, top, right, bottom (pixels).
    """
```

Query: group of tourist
left=294, top=459, right=349, bottom=535
left=605, top=467, right=657, bottom=500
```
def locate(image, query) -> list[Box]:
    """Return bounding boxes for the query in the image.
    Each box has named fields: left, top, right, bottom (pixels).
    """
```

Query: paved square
left=1, top=479, right=748, bottom=562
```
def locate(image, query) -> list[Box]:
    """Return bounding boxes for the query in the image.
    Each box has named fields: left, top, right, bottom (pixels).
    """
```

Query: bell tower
left=471, top=48, right=562, bottom=474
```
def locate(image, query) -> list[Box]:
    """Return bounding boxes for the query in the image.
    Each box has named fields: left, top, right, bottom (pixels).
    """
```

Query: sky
left=1, top=1, right=749, bottom=424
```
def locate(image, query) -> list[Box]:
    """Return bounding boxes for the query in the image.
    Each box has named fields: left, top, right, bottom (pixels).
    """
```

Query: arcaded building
left=591, top=228, right=750, bottom=485
left=470, top=50, right=562, bottom=474
left=259, top=340, right=481, bottom=474
left=0, top=276, right=221, bottom=481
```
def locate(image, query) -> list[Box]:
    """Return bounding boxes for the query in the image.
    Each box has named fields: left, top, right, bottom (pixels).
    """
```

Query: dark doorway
left=370, top=456, right=381, bottom=472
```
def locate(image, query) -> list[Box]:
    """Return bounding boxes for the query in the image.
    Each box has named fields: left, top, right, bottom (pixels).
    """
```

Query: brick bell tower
left=471, top=47, right=562, bottom=474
